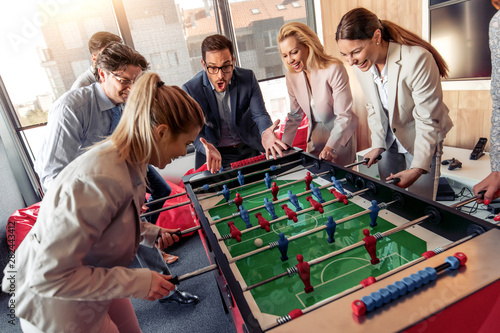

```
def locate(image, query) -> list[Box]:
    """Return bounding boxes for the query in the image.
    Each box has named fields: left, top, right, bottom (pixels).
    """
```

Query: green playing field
left=207, top=176, right=427, bottom=317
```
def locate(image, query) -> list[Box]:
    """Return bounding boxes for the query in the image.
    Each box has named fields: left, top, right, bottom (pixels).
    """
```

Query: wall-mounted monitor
left=430, top=0, right=497, bottom=80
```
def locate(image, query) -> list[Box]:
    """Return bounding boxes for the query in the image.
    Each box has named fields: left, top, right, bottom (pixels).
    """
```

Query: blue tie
left=109, top=105, right=122, bottom=135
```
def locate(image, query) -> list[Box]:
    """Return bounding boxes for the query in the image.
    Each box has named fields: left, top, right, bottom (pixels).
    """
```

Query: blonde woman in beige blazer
left=336, top=8, right=453, bottom=200
left=278, top=22, right=358, bottom=166
left=2, top=74, right=204, bottom=333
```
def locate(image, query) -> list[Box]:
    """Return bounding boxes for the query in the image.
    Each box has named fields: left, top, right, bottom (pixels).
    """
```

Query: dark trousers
left=145, top=165, right=171, bottom=225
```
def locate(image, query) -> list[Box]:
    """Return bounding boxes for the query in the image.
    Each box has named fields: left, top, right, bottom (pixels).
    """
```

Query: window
left=71, top=60, right=91, bottom=79
left=167, top=51, right=179, bottom=67
left=0, top=0, right=317, bottom=199
left=263, top=30, right=278, bottom=49
left=59, top=21, right=84, bottom=50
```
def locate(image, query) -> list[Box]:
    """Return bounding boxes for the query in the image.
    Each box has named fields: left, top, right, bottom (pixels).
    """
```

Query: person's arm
left=247, top=72, right=287, bottom=159
left=319, top=63, right=357, bottom=162
left=473, top=13, right=500, bottom=204
left=182, top=82, right=207, bottom=155
left=281, top=74, right=303, bottom=147
left=28, top=174, right=153, bottom=301
left=182, top=81, right=222, bottom=172
left=473, top=171, right=500, bottom=204
left=35, top=102, right=86, bottom=192
left=407, top=49, right=446, bottom=172
left=387, top=49, right=447, bottom=188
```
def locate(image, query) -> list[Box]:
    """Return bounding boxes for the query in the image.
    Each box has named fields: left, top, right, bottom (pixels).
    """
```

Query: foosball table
left=181, top=149, right=500, bottom=332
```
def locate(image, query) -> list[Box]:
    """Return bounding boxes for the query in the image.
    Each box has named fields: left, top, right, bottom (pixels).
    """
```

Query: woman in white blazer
left=278, top=22, right=358, bottom=166
left=2, top=73, right=204, bottom=332
left=336, top=7, right=453, bottom=200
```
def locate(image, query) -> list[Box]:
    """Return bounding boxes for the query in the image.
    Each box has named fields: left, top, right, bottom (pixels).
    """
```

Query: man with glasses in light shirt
left=36, top=42, right=147, bottom=192
left=182, top=34, right=287, bottom=173
left=35, top=42, right=199, bottom=305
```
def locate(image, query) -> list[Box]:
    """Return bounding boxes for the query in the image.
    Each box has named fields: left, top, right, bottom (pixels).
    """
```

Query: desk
left=356, top=146, right=490, bottom=191
left=440, top=146, right=490, bottom=190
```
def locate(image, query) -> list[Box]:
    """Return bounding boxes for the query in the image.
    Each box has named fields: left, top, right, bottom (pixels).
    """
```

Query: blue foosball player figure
left=277, top=232, right=289, bottom=261
left=237, top=170, right=245, bottom=186
left=264, top=172, right=272, bottom=189
left=287, top=190, right=302, bottom=211
left=369, top=200, right=380, bottom=227
left=264, top=197, right=278, bottom=219
left=331, top=176, right=346, bottom=195
left=240, top=206, right=252, bottom=228
left=325, top=216, right=337, bottom=243
left=222, top=184, right=230, bottom=202
left=310, top=184, right=325, bottom=203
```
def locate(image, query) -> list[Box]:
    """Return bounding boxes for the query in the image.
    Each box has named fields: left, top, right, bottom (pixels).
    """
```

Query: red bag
left=155, top=179, right=201, bottom=237
left=276, top=114, right=309, bottom=151
left=7, top=202, right=40, bottom=252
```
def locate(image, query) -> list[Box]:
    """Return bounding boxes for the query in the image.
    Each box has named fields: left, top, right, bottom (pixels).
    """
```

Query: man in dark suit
left=182, top=34, right=287, bottom=172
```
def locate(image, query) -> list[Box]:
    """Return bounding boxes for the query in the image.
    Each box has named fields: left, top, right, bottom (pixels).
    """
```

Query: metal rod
left=172, top=264, right=218, bottom=284
left=144, top=191, right=188, bottom=206
left=194, top=159, right=302, bottom=193
left=244, top=212, right=432, bottom=291
left=211, top=179, right=348, bottom=225
left=140, top=200, right=191, bottom=218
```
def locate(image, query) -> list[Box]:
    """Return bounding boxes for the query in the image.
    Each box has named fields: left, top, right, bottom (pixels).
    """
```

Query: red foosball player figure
left=362, top=228, right=379, bottom=264
left=255, top=212, right=271, bottom=232
left=306, top=196, right=324, bottom=213
left=234, top=192, right=243, bottom=212
left=271, top=182, right=279, bottom=201
left=304, top=172, right=313, bottom=191
left=330, top=188, right=348, bottom=205
left=296, top=254, right=314, bottom=293
left=281, top=204, right=298, bottom=222
left=228, top=221, right=241, bottom=242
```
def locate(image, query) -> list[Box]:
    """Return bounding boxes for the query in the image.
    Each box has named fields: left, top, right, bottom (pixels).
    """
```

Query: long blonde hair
left=278, top=21, right=342, bottom=72
left=106, top=72, right=204, bottom=171
left=335, top=7, right=449, bottom=78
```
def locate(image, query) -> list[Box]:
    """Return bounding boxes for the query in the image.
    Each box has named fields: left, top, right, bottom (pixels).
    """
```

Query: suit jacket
left=282, top=62, right=358, bottom=151
left=182, top=67, right=273, bottom=158
left=354, top=42, right=453, bottom=171
left=2, top=142, right=159, bottom=332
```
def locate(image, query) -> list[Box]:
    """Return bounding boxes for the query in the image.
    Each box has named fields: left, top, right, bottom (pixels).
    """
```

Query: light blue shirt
left=35, top=82, right=119, bottom=192
left=490, top=10, right=500, bottom=171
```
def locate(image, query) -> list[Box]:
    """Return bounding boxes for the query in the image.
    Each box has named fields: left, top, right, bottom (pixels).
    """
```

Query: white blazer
left=354, top=42, right=453, bottom=171
left=282, top=62, right=358, bottom=151
left=2, top=141, right=159, bottom=332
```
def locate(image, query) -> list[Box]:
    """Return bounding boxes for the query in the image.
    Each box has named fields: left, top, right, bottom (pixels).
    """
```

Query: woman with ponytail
left=336, top=7, right=453, bottom=200
left=4, top=72, right=204, bottom=332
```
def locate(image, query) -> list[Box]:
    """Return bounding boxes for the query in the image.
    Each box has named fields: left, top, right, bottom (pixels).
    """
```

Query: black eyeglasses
left=206, top=64, right=233, bottom=75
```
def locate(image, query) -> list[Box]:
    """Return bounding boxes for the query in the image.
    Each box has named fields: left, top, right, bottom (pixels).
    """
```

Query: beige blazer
left=2, top=142, right=159, bottom=332
left=282, top=62, right=358, bottom=152
left=354, top=42, right=453, bottom=171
